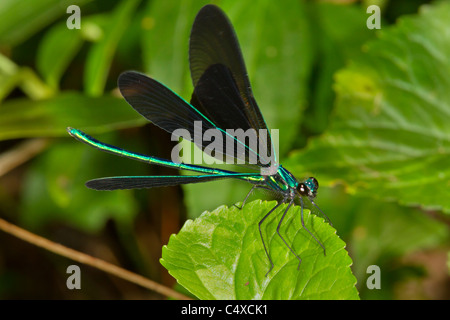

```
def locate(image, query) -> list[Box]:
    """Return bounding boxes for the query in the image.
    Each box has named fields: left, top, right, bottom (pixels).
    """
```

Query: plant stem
left=0, top=218, right=191, bottom=300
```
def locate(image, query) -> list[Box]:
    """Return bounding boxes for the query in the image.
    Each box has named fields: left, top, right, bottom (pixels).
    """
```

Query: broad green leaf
left=36, top=14, right=109, bottom=91
left=318, top=184, right=449, bottom=298
left=161, top=200, right=358, bottom=300
left=84, top=0, right=140, bottom=96
left=285, top=2, right=450, bottom=213
left=0, top=0, right=89, bottom=46
left=349, top=196, right=449, bottom=299
left=37, top=23, right=84, bottom=90
left=141, top=0, right=208, bottom=98
left=302, top=2, right=376, bottom=136
left=0, top=92, right=144, bottom=140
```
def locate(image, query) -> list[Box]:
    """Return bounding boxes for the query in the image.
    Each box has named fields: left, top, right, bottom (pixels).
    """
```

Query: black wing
left=118, top=5, right=276, bottom=169
left=118, top=71, right=261, bottom=166
left=189, top=4, right=276, bottom=168
left=85, top=174, right=250, bottom=191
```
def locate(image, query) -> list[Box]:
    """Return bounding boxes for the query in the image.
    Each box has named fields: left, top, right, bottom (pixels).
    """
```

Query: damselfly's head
left=296, top=177, right=319, bottom=199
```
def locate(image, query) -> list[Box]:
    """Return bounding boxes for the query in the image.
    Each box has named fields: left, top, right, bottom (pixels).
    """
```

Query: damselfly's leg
left=300, top=197, right=326, bottom=256
left=258, top=201, right=284, bottom=277
left=275, top=199, right=303, bottom=269
left=234, top=185, right=272, bottom=210
left=233, top=185, right=257, bottom=210
left=310, top=199, right=333, bottom=227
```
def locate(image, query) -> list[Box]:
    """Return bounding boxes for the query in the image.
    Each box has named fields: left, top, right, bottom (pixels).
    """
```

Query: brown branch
left=0, top=138, right=49, bottom=177
left=0, top=218, right=191, bottom=300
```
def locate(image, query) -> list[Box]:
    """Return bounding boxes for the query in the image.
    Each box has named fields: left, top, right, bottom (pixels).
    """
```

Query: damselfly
left=68, top=4, right=331, bottom=275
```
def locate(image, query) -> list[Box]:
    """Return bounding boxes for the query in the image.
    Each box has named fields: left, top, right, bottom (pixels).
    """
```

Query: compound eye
left=296, top=183, right=309, bottom=197
left=309, top=177, right=318, bottom=189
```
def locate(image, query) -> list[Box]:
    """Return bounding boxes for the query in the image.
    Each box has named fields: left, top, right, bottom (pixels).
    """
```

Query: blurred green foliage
left=0, top=0, right=448, bottom=299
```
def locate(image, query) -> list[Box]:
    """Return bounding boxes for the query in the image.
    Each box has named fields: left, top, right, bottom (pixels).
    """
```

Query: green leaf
left=84, top=0, right=140, bottom=96
left=349, top=197, right=448, bottom=280
left=0, top=0, right=89, bottom=46
left=0, top=92, right=144, bottom=140
left=37, top=22, right=84, bottom=90
left=285, top=2, right=450, bottom=213
left=303, top=2, right=376, bottom=136
left=141, top=0, right=208, bottom=98
left=161, top=200, right=358, bottom=300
